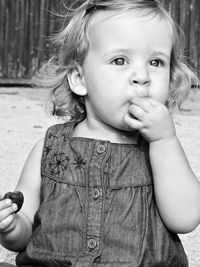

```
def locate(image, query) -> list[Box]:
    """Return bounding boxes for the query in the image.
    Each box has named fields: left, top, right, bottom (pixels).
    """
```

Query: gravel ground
left=0, top=87, right=200, bottom=265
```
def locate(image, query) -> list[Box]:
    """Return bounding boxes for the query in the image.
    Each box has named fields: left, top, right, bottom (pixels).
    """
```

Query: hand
left=0, top=194, right=18, bottom=233
left=124, top=97, right=176, bottom=142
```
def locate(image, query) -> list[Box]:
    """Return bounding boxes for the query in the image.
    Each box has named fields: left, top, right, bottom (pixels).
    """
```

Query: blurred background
left=0, top=0, right=200, bottom=85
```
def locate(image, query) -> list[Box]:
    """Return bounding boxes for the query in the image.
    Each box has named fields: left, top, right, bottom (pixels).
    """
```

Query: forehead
left=86, top=11, right=173, bottom=54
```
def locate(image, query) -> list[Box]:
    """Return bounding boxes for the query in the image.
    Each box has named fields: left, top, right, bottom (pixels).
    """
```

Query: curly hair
left=33, top=0, right=199, bottom=121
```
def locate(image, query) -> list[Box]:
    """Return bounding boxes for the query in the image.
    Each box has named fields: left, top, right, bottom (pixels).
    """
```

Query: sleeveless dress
left=16, top=122, right=188, bottom=267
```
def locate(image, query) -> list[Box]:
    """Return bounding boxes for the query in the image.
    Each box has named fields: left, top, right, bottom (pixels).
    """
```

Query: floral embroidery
left=49, top=153, right=70, bottom=174
left=61, top=133, right=68, bottom=142
left=72, top=155, right=86, bottom=170
left=47, top=132, right=58, bottom=140
left=44, top=145, right=52, bottom=156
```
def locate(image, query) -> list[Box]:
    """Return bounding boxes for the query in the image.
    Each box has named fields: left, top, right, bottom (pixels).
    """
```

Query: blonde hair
left=33, top=0, right=199, bottom=121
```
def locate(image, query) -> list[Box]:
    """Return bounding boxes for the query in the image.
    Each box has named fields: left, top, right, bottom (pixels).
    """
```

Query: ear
left=67, top=65, right=87, bottom=96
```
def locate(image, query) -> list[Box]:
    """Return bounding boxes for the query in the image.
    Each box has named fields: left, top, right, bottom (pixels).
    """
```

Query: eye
left=111, top=57, right=128, bottom=66
left=150, top=59, right=163, bottom=67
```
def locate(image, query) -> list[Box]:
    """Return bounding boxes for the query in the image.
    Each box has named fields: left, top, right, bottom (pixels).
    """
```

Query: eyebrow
left=102, top=49, right=134, bottom=58
left=150, top=52, right=171, bottom=60
left=102, top=49, right=171, bottom=60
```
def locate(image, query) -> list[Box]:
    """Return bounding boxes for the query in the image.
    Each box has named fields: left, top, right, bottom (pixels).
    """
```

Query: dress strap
left=44, top=121, right=75, bottom=141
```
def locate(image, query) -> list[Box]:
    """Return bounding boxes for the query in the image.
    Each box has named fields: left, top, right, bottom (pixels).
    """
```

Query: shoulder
left=28, top=122, right=68, bottom=161
left=33, top=137, right=45, bottom=152
left=15, top=138, right=45, bottom=222
left=42, top=122, right=74, bottom=147
left=45, top=122, right=72, bottom=137
left=25, top=138, right=45, bottom=165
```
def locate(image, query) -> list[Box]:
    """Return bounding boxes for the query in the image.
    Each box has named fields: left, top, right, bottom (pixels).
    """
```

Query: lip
left=129, top=96, right=150, bottom=103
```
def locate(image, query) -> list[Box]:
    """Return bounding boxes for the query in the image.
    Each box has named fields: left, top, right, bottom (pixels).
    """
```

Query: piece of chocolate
left=4, top=191, right=24, bottom=213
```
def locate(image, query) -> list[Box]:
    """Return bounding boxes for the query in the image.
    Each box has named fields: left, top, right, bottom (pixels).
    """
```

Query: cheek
left=85, top=73, right=118, bottom=100
left=84, top=68, right=108, bottom=92
left=159, top=91, right=170, bottom=104
left=151, top=83, right=170, bottom=104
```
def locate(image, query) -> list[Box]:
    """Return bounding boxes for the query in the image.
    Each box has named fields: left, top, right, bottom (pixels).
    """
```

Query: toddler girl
left=1, top=0, right=200, bottom=266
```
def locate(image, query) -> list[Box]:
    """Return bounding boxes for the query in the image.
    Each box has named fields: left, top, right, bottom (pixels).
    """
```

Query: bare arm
left=124, top=97, right=200, bottom=233
left=0, top=138, right=44, bottom=251
left=150, top=136, right=200, bottom=233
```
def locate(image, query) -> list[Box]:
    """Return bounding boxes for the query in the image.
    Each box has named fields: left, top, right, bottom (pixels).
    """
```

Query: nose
left=130, top=63, right=151, bottom=86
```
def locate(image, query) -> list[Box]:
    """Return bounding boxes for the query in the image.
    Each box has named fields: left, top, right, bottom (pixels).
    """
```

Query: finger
left=129, top=104, right=146, bottom=121
left=146, top=98, right=161, bottom=106
left=130, top=97, right=154, bottom=112
left=123, top=113, right=143, bottom=130
left=0, top=213, right=16, bottom=233
left=0, top=198, right=12, bottom=212
left=0, top=202, right=18, bottom=221
left=0, top=194, right=5, bottom=201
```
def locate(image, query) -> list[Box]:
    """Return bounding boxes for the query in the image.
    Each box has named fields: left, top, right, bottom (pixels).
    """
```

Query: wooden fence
left=0, top=0, right=59, bottom=83
left=0, top=0, right=200, bottom=84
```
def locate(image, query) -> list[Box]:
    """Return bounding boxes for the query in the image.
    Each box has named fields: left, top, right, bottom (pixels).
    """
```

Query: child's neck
left=72, top=117, right=139, bottom=144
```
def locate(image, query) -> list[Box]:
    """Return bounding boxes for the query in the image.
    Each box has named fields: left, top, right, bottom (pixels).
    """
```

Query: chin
left=117, top=123, right=138, bottom=133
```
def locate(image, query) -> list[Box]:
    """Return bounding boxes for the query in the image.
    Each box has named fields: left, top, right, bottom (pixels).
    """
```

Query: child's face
left=81, top=12, right=173, bottom=131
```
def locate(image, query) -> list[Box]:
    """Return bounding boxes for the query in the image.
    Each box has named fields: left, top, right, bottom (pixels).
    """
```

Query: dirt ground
left=0, top=86, right=200, bottom=265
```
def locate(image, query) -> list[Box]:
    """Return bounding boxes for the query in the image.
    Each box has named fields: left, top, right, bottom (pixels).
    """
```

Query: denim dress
left=16, top=122, right=188, bottom=267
